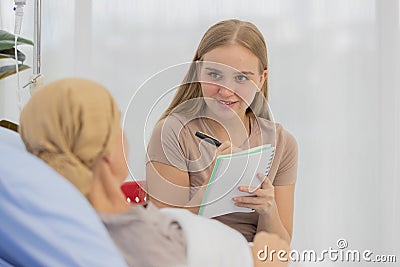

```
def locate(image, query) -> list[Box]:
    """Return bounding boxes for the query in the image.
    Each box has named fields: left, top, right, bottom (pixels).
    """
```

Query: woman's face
left=199, top=44, right=267, bottom=121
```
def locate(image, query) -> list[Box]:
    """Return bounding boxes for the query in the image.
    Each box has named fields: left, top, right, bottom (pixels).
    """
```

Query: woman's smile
left=217, top=99, right=239, bottom=108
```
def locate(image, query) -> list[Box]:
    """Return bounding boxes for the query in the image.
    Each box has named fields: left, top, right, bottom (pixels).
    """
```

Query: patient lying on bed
left=19, top=78, right=289, bottom=267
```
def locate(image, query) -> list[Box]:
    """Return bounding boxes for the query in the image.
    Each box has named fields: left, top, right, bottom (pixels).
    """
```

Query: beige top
left=147, top=113, right=298, bottom=241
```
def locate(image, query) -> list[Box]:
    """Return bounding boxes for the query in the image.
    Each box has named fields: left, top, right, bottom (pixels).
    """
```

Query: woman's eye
left=208, top=72, right=222, bottom=80
left=235, top=74, right=249, bottom=82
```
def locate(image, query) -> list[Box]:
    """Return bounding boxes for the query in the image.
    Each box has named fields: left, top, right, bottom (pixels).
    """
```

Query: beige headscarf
left=19, top=78, right=120, bottom=197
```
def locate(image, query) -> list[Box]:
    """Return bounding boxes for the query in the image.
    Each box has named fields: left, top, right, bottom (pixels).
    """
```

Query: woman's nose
left=218, top=86, right=235, bottom=97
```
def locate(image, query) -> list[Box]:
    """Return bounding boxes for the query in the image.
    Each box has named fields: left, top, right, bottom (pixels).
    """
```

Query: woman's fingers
left=233, top=173, right=276, bottom=215
left=233, top=190, right=273, bottom=203
left=217, top=140, right=231, bottom=151
left=237, top=173, right=274, bottom=195
left=260, top=174, right=273, bottom=190
left=216, top=141, right=232, bottom=156
left=216, top=141, right=241, bottom=155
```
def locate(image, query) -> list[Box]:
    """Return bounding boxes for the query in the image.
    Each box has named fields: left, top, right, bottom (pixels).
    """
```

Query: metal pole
left=33, top=0, right=41, bottom=75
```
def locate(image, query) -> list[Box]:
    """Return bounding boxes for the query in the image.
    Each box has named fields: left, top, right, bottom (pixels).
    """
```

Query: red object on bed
left=120, top=180, right=147, bottom=204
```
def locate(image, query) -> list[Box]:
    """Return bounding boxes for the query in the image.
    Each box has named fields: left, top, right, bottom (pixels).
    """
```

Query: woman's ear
left=103, top=154, right=112, bottom=164
left=259, top=69, right=268, bottom=86
left=91, top=156, right=111, bottom=174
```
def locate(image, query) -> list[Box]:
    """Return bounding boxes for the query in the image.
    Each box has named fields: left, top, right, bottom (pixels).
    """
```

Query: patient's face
left=109, top=128, right=129, bottom=182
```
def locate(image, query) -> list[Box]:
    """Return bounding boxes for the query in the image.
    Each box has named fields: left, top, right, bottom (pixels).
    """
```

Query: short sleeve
left=146, top=116, right=188, bottom=171
left=273, top=128, right=298, bottom=186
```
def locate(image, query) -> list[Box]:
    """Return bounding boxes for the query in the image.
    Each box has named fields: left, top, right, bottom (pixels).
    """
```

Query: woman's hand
left=216, top=141, right=241, bottom=156
left=233, top=173, right=276, bottom=216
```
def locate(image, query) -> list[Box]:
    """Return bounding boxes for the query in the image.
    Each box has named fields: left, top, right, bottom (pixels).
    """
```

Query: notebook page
left=199, top=144, right=274, bottom=218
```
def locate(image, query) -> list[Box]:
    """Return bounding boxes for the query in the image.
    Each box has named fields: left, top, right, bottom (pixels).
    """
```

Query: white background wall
left=1, top=1, right=399, bottom=266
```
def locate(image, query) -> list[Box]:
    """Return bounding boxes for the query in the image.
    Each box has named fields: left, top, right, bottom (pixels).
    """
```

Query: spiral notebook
left=198, top=144, right=275, bottom=218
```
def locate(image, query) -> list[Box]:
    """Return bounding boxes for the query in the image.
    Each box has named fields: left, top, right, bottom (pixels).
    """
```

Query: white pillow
left=0, top=127, right=128, bottom=267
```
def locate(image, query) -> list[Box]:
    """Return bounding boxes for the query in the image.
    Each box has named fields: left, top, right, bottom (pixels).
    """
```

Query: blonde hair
left=160, top=19, right=270, bottom=120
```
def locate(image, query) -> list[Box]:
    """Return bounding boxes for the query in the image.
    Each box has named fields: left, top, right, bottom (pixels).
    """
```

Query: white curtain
left=1, top=1, right=399, bottom=266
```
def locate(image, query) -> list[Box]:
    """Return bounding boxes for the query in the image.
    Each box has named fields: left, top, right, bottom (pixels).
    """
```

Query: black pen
left=195, top=131, right=222, bottom=147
